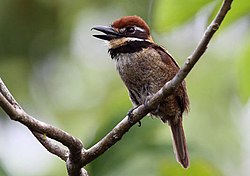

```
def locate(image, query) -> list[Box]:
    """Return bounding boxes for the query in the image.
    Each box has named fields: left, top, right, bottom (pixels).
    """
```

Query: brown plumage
left=92, top=16, right=190, bottom=168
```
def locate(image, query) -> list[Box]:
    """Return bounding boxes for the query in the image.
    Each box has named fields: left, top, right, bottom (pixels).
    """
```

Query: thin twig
left=32, top=131, right=69, bottom=161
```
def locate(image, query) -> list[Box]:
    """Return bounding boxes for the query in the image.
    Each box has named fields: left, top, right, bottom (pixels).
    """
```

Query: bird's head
left=92, top=16, right=154, bottom=49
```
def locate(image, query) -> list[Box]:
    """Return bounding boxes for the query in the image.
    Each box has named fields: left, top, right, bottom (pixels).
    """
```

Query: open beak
left=91, top=25, right=121, bottom=41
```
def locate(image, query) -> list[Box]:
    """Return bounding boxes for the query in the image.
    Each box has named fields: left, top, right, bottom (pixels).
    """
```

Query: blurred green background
left=0, top=0, right=250, bottom=175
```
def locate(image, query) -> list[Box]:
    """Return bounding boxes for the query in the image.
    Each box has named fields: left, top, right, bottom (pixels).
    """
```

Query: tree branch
left=0, top=78, right=87, bottom=176
left=0, top=0, right=233, bottom=175
left=0, top=81, right=83, bottom=150
left=32, top=131, right=68, bottom=161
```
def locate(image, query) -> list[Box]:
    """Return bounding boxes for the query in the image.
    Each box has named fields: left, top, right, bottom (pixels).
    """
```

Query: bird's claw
left=127, top=96, right=153, bottom=126
left=127, top=107, right=135, bottom=123
left=138, top=120, right=141, bottom=127
left=127, top=106, right=142, bottom=127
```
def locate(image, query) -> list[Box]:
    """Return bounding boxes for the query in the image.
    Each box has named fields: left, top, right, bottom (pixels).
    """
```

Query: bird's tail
left=170, top=119, right=189, bottom=168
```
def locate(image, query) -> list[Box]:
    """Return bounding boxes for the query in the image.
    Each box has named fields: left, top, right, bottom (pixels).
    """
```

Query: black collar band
left=108, top=41, right=152, bottom=59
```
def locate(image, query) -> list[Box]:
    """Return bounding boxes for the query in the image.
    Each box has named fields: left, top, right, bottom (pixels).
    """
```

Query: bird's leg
left=127, top=95, right=154, bottom=126
left=127, top=95, right=154, bottom=127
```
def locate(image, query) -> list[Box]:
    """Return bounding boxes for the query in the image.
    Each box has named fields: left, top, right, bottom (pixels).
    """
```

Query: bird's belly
left=114, top=53, right=167, bottom=105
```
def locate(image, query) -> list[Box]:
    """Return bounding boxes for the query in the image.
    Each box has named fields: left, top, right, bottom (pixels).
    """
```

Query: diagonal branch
left=80, top=0, right=233, bottom=166
left=0, top=79, right=83, bottom=151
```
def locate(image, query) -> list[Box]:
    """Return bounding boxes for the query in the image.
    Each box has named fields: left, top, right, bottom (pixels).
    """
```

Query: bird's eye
left=119, top=26, right=136, bottom=34
left=126, top=26, right=135, bottom=34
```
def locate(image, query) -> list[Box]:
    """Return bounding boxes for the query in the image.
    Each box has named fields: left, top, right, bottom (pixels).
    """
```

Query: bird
left=91, top=15, right=190, bottom=168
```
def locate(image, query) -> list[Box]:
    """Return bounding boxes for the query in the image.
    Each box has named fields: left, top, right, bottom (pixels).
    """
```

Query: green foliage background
left=0, top=0, right=249, bottom=176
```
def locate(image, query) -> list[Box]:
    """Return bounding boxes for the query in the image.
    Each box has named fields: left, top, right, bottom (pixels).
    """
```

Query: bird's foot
left=127, top=95, right=154, bottom=127
left=127, top=106, right=141, bottom=127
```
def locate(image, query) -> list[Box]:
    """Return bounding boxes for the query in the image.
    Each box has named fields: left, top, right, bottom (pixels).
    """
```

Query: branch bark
left=0, top=79, right=87, bottom=175
left=32, top=131, right=68, bottom=161
left=0, top=0, right=233, bottom=175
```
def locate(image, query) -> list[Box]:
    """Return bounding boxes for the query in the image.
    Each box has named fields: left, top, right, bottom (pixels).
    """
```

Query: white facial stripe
left=134, top=26, right=145, bottom=32
left=124, top=36, right=153, bottom=43
left=108, top=37, right=151, bottom=49
left=125, top=37, right=146, bottom=42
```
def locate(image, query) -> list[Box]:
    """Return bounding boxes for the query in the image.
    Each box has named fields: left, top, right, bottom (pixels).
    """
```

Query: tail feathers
left=170, top=120, right=189, bottom=168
